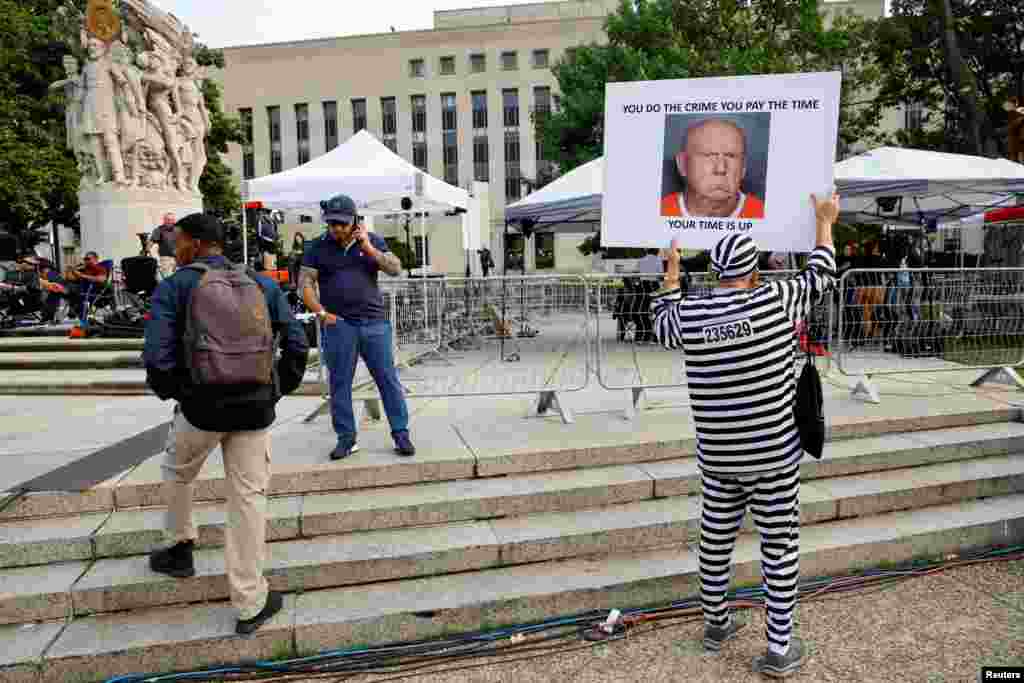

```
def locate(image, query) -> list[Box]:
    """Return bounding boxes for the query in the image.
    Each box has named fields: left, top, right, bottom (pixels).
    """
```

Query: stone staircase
left=2, top=406, right=1024, bottom=682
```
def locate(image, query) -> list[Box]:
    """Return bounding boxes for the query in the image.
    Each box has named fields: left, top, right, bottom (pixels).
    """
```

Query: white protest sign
left=601, top=72, right=841, bottom=252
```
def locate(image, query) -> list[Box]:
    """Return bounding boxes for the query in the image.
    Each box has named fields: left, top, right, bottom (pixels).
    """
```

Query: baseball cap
left=176, top=213, right=225, bottom=244
left=320, top=194, right=358, bottom=224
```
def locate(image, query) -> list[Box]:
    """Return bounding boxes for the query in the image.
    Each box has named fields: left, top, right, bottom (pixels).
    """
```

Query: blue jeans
left=322, top=318, right=409, bottom=445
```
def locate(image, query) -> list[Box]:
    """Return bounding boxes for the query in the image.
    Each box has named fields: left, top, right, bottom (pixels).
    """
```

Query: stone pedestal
left=79, top=186, right=202, bottom=266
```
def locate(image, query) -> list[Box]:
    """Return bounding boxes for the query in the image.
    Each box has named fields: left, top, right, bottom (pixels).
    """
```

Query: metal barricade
left=592, top=269, right=834, bottom=414
left=836, top=268, right=1024, bottom=402
left=401, top=274, right=590, bottom=422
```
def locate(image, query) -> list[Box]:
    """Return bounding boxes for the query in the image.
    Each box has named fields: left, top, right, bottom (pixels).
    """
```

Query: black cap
left=176, top=213, right=225, bottom=244
left=320, top=194, right=358, bottom=224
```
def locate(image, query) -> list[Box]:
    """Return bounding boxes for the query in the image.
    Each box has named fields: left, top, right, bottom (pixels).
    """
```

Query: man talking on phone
left=300, top=194, right=415, bottom=460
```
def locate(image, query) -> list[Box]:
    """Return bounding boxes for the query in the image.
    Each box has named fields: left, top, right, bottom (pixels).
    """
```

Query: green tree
left=0, top=0, right=81, bottom=252
left=873, top=0, right=1024, bottom=155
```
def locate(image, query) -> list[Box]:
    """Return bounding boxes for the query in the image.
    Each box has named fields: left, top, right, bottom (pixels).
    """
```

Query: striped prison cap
left=710, top=234, right=760, bottom=280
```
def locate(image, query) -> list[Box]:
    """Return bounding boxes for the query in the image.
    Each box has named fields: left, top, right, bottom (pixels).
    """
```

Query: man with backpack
left=650, top=193, right=839, bottom=678
left=143, top=213, right=309, bottom=635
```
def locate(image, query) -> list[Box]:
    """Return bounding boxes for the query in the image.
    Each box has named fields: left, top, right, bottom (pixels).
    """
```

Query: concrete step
left=5, top=493, right=1023, bottom=683
left=2, top=452, right=1023, bottom=624
left=0, top=351, right=144, bottom=370
left=3, top=415, right=1022, bottom=525
left=0, top=338, right=143, bottom=353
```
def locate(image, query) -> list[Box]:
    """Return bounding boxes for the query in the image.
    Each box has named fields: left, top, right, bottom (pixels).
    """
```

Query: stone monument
left=53, top=0, right=209, bottom=264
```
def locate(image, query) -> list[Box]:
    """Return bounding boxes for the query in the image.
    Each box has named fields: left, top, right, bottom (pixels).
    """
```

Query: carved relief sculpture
left=178, top=58, right=210, bottom=192
left=59, top=0, right=211, bottom=196
left=80, top=30, right=129, bottom=186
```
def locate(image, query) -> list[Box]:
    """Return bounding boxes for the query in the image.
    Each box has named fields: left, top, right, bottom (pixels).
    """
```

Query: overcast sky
left=156, top=0, right=555, bottom=48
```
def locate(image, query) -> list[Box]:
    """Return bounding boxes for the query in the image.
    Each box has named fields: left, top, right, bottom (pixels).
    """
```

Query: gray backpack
left=183, top=262, right=274, bottom=386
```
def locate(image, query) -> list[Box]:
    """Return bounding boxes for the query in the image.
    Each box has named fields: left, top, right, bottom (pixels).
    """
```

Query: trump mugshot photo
left=660, top=113, right=771, bottom=220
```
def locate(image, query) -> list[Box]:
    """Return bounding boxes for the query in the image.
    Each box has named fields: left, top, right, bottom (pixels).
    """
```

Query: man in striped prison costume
left=650, top=194, right=839, bottom=678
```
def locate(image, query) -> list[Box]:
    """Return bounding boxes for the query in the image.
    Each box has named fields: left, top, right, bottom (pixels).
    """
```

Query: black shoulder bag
left=794, top=335, right=826, bottom=459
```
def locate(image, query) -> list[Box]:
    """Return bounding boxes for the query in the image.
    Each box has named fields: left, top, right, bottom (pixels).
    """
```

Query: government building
left=214, top=0, right=891, bottom=275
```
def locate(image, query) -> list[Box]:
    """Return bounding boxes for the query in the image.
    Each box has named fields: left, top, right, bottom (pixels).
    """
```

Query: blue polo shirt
left=302, top=232, right=390, bottom=320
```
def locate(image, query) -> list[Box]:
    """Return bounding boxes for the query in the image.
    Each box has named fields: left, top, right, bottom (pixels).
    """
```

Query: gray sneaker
left=752, top=637, right=806, bottom=678
left=703, top=617, right=747, bottom=651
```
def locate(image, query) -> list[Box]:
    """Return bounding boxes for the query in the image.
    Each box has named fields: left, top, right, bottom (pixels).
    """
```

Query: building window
left=413, top=140, right=427, bottom=171
left=295, top=103, right=309, bottom=165
left=503, top=89, right=519, bottom=128
left=239, top=108, right=254, bottom=179
left=381, top=97, right=397, bottom=135
left=535, top=233, right=555, bottom=269
left=440, top=55, right=455, bottom=75
left=441, top=93, right=457, bottom=131
left=411, top=95, right=426, bottom=134
left=532, top=49, right=549, bottom=69
left=473, top=135, right=489, bottom=182
left=501, top=50, right=518, bottom=71
left=352, top=99, right=366, bottom=134
left=905, top=101, right=924, bottom=131
left=443, top=131, right=458, bottom=185
left=533, top=86, right=551, bottom=118
left=471, top=90, right=488, bottom=129
left=505, top=234, right=524, bottom=271
left=295, top=103, right=309, bottom=142
left=414, top=235, right=430, bottom=267
left=267, top=105, right=280, bottom=144
left=299, top=215, right=313, bottom=224
left=323, top=101, right=338, bottom=151
left=384, top=138, right=397, bottom=153
left=504, top=129, right=521, bottom=201
left=239, top=108, right=253, bottom=145
left=267, top=105, right=281, bottom=173
left=470, top=53, right=486, bottom=73
left=409, top=58, right=425, bottom=78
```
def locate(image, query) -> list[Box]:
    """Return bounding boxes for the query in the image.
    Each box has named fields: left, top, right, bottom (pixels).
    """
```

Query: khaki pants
left=158, top=256, right=176, bottom=279
left=162, top=410, right=271, bottom=620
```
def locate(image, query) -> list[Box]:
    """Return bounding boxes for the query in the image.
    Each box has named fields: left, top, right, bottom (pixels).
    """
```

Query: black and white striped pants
left=699, top=463, right=800, bottom=654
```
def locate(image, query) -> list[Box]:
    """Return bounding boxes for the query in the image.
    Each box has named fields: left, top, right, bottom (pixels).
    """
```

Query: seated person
left=62, top=251, right=109, bottom=314
left=661, top=119, right=765, bottom=219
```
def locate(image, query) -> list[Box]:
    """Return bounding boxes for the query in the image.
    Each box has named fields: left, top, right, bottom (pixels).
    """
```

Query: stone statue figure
left=177, top=58, right=210, bottom=193
left=137, top=47, right=185, bottom=191
left=49, top=55, right=87, bottom=172
left=79, top=30, right=130, bottom=186
left=111, top=42, right=146, bottom=187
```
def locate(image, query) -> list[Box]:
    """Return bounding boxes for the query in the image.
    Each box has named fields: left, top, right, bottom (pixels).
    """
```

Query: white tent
left=505, top=157, right=603, bottom=232
left=244, top=130, right=469, bottom=214
left=835, top=147, right=1024, bottom=227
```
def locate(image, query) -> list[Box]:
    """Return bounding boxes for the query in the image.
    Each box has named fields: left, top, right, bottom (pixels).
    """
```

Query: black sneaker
left=236, top=590, right=283, bottom=635
left=330, top=442, right=359, bottom=461
left=753, top=637, right=806, bottom=678
left=393, top=431, right=416, bottom=457
left=149, top=540, right=195, bottom=578
left=703, top=616, right=747, bottom=651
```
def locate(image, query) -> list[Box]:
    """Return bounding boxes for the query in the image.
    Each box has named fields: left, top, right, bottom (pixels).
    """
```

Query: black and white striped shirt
left=651, top=246, right=837, bottom=474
